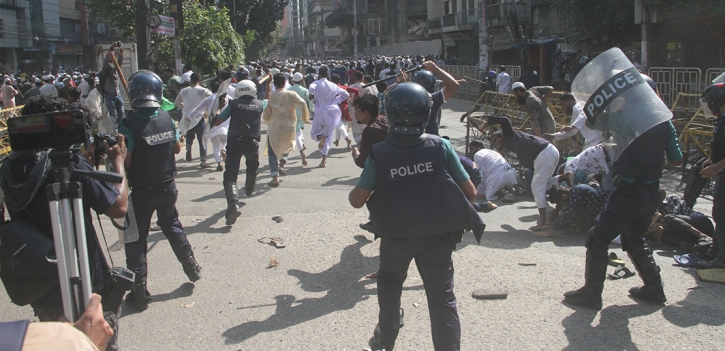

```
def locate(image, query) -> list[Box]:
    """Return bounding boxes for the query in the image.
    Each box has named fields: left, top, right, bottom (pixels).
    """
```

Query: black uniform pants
left=711, top=173, right=725, bottom=261
left=125, top=180, right=190, bottom=279
left=378, top=233, right=460, bottom=351
left=588, top=182, right=661, bottom=253
left=223, top=136, right=259, bottom=185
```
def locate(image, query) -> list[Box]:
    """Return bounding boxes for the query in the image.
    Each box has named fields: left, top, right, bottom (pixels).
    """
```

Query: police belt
left=615, top=178, right=659, bottom=190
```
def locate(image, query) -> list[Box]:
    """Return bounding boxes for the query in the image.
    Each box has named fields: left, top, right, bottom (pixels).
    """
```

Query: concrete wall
left=0, top=9, right=20, bottom=48
left=364, top=39, right=442, bottom=56
left=427, top=0, right=445, bottom=18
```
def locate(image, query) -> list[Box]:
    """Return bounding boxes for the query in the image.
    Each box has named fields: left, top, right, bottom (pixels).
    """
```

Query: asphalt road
left=1, top=98, right=724, bottom=350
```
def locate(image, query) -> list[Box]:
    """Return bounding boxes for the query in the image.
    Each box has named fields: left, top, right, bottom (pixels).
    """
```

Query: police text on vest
left=390, top=162, right=434, bottom=179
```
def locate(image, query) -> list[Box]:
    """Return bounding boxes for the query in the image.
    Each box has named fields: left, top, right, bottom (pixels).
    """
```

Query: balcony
left=0, top=0, right=22, bottom=8
left=427, top=8, right=478, bottom=36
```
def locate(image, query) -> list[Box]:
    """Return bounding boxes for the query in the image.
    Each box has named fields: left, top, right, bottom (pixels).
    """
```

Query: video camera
left=93, top=133, right=124, bottom=169
left=6, top=110, right=133, bottom=320
left=6, top=110, right=88, bottom=152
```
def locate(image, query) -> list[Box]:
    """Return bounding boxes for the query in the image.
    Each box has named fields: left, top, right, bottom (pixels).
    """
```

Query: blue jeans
left=104, top=93, right=124, bottom=124
left=186, top=118, right=207, bottom=161
left=267, top=141, right=289, bottom=177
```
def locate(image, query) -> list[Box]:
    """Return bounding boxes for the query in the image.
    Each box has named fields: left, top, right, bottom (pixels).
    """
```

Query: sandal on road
left=258, top=237, right=286, bottom=248
left=502, top=193, right=517, bottom=203
left=608, top=252, right=625, bottom=267
left=607, top=266, right=635, bottom=280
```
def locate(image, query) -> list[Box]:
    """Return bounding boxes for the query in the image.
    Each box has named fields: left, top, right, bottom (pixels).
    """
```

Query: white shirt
left=175, top=85, right=212, bottom=120
left=86, top=87, right=102, bottom=117
left=181, top=70, right=193, bottom=84
left=39, top=84, right=58, bottom=97
left=497, top=72, right=511, bottom=93
left=474, top=149, right=511, bottom=177
left=308, top=78, right=349, bottom=109
left=552, top=104, right=605, bottom=150
left=379, top=68, right=390, bottom=79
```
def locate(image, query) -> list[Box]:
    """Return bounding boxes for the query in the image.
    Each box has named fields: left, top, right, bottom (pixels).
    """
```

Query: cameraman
left=0, top=95, right=128, bottom=350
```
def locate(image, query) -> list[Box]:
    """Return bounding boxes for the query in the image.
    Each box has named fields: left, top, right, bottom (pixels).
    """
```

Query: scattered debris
left=272, top=216, right=284, bottom=223
left=413, top=303, right=420, bottom=308
left=687, top=285, right=702, bottom=290
left=208, top=177, right=216, bottom=180
left=258, top=237, right=285, bottom=248
left=471, top=289, right=508, bottom=300
left=518, top=263, right=537, bottom=266
left=180, top=302, right=195, bottom=308
left=269, top=257, right=279, bottom=268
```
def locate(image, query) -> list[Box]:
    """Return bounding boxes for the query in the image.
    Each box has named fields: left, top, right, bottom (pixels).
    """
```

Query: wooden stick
left=464, top=76, right=485, bottom=84
left=109, top=52, right=128, bottom=95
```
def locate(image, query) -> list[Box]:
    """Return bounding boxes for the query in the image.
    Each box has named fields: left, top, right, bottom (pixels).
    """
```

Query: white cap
left=512, top=82, right=526, bottom=90
left=3, top=78, right=10, bottom=83
left=293, top=72, right=303, bottom=82
left=35, top=78, right=41, bottom=83
left=270, top=68, right=280, bottom=75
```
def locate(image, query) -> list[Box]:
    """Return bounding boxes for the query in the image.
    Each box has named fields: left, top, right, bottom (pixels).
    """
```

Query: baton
left=361, top=65, right=423, bottom=88
left=109, top=52, right=128, bottom=96
left=464, top=76, right=485, bottom=84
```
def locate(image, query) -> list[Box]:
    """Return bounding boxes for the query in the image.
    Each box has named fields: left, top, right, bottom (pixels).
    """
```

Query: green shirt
left=119, top=108, right=180, bottom=153
left=356, top=138, right=469, bottom=191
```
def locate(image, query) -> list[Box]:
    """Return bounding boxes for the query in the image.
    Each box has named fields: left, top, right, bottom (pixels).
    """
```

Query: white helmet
left=235, top=80, right=257, bottom=98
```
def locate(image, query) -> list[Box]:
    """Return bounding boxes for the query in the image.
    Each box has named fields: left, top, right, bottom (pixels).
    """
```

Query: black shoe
left=200, top=161, right=212, bottom=169
left=629, top=285, right=667, bottom=304
left=359, top=221, right=375, bottom=233
left=694, top=258, right=725, bottom=269
left=180, top=254, right=202, bottom=282
left=216, top=164, right=224, bottom=172
left=226, top=207, right=242, bottom=225
left=369, top=337, right=387, bottom=351
left=186, top=150, right=192, bottom=161
left=126, top=283, right=151, bottom=311
left=563, top=286, right=603, bottom=309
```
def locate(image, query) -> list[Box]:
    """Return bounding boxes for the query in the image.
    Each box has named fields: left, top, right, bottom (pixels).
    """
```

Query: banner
left=153, top=15, right=175, bottom=36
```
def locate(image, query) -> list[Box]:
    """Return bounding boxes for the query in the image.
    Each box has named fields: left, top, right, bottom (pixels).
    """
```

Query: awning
left=325, top=5, right=353, bottom=27
left=512, top=37, right=560, bottom=51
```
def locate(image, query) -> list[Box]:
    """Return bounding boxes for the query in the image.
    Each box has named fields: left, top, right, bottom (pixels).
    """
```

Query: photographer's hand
left=60, top=294, right=114, bottom=351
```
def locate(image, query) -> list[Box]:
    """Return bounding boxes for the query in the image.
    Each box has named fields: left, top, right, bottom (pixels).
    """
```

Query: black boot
left=179, top=251, right=202, bottom=282
left=125, top=277, right=151, bottom=311
left=224, top=182, right=242, bottom=225
left=626, top=245, right=667, bottom=305
left=245, top=172, right=257, bottom=197
left=564, top=249, right=608, bottom=309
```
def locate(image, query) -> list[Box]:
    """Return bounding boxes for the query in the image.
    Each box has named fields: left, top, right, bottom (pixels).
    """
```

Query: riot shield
left=571, top=48, right=672, bottom=161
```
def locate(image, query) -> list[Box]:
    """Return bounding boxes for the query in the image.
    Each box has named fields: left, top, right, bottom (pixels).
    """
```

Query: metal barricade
left=648, top=67, right=702, bottom=107
left=705, top=68, right=725, bottom=85
left=0, top=106, right=24, bottom=156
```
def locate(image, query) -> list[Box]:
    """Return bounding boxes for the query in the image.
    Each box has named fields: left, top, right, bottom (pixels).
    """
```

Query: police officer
left=212, top=80, right=265, bottom=225
left=564, top=49, right=682, bottom=309
left=119, top=70, right=202, bottom=311
left=696, top=83, right=725, bottom=269
left=348, top=82, right=485, bottom=351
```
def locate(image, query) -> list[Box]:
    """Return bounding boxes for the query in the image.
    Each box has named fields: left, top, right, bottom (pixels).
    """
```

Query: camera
left=103, top=267, right=135, bottom=314
left=6, top=110, right=88, bottom=152
left=93, top=133, right=124, bottom=168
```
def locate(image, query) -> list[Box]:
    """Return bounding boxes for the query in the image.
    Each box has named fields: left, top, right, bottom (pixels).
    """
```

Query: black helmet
left=411, top=69, right=436, bottom=93
left=702, top=83, right=725, bottom=115
left=128, top=70, right=163, bottom=108
left=385, top=82, right=431, bottom=136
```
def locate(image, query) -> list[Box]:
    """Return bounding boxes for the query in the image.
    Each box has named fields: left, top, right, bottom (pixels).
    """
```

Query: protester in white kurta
left=473, top=148, right=517, bottom=201
left=187, top=80, right=233, bottom=171
left=308, top=66, right=350, bottom=168
left=544, top=101, right=604, bottom=151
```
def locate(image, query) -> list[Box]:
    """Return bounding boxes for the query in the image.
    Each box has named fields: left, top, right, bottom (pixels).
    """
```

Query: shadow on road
left=456, top=224, right=584, bottom=251
left=221, top=235, right=378, bottom=344
left=562, top=303, right=662, bottom=350
left=661, top=269, right=725, bottom=328
left=121, top=282, right=195, bottom=318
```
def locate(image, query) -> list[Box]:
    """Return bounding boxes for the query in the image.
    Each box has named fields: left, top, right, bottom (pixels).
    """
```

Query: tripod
left=46, top=148, right=127, bottom=322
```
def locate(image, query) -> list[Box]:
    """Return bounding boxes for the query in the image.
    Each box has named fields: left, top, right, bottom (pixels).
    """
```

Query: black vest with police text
left=123, top=113, right=177, bottom=187
left=612, top=121, right=671, bottom=181
left=367, top=135, right=485, bottom=239
left=228, top=97, right=264, bottom=139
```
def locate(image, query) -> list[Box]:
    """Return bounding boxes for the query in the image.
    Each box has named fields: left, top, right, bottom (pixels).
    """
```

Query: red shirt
left=337, top=84, right=358, bottom=122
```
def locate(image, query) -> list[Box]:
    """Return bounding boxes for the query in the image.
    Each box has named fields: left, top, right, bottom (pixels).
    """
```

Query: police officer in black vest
left=697, top=83, right=725, bottom=269
left=212, top=80, right=264, bottom=225
left=349, top=82, right=485, bottom=351
left=119, top=70, right=202, bottom=311
left=564, top=66, right=683, bottom=309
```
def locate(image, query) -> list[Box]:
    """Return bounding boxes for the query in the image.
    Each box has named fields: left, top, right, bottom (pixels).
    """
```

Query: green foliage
left=217, top=0, right=286, bottom=59
left=86, top=0, right=245, bottom=76
left=152, top=1, right=245, bottom=75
